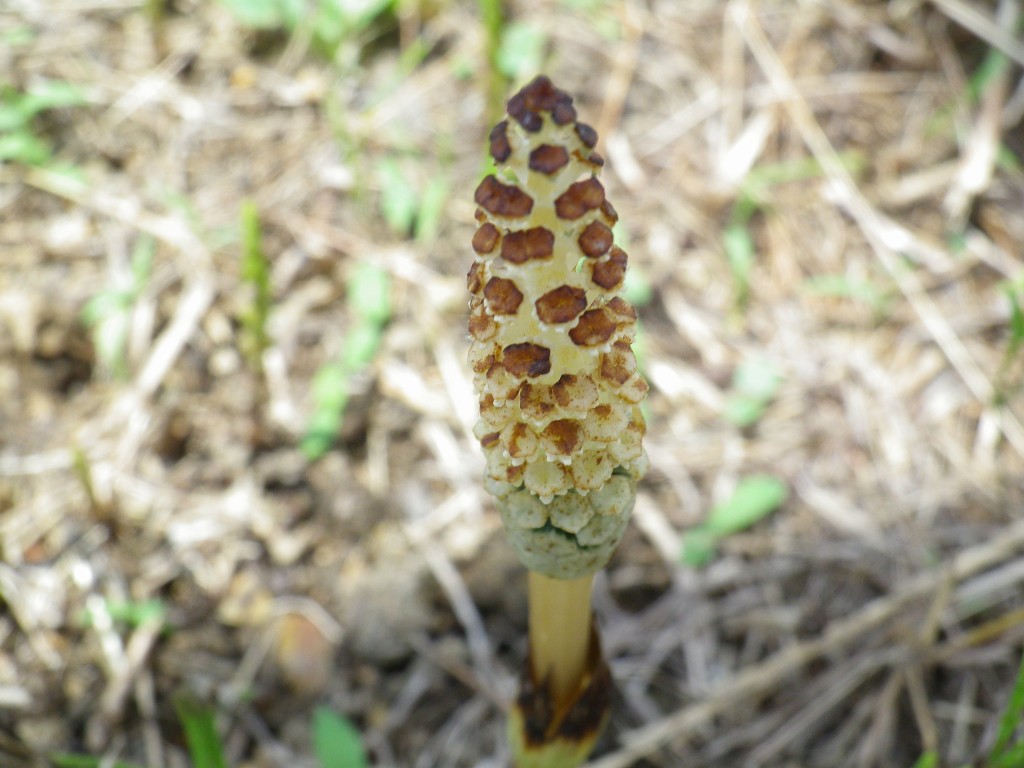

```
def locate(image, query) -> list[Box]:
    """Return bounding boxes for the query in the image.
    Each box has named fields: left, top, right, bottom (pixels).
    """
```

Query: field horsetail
left=467, top=75, right=648, bottom=767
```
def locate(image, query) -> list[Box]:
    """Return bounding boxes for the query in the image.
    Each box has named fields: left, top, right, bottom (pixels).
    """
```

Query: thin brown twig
left=733, top=0, right=1024, bottom=462
left=928, top=0, right=1024, bottom=68
left=587, top=518, right=1024, bottom=768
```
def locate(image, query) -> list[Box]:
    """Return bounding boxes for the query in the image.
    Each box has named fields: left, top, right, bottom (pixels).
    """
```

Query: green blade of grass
left=723, top=359, right=782, bottom=428
left=239, top=199, right=272, bottom=368
left=989, top=650, right=1024, bottom=760
left=908, top=752, right=937, bottom=768
left=50, top=755, right=146, bottom=768
left=706, top=474, right=788, bottom=535
left=682, top=475, right=788, bottom=567
left=312, top=706, right=368, bottom=768
left=347, top=262, right=391, bottom=326
left=495, top=21, right=546, bottom=81
left=722, top=222, right=755, bottom=306
left=172, top=692, right=228, bottom=768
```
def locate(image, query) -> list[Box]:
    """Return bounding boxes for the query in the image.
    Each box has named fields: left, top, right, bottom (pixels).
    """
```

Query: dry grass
left=1, top=0, right=1023, bottom=766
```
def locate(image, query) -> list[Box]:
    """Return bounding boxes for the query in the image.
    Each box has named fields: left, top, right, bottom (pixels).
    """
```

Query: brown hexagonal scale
left=600, top=341, right=637, bottom=386
left=472, top=223, right=500, bottom=254
left=508, top=90, right=544, bottom=132
left=519, top=382, right=556, bottom=422
left=484, top=277, right=525, bottom=315
left=489, top=120, right=511, bottom=162
left=600, top=199, right=618, bottom=226
left=502, top=343, right=552, bottom=378
left=578, top=220, right=613, bottom=258
left=475, top=175, right=534, bottom=218
left=551, top=373, right=599, bottom=411
left=504, top=422, right=537, bottom=458
left=569, top=308, right=617, bottom=347
left=466, top=261, right=486, bottom=293
left=529, top=144, right=569, bottom=175
left=555, top=177, right=605, bottom=220
left=507, top=76, right=578, bottom=132
left=605, top=294, right=638, bottom=322
left=501, top=227, right=555, bottom=264
left=541, top=419, right=583, bottom=456
left=574, top=122, right=598, bottom=148
left=468, top=310, right=496, bottom=341
left=471, top=348, right=494, bottom=374
left=591, top=247, right=627, bottom=290
left=535, top=285, right=588, bottom=325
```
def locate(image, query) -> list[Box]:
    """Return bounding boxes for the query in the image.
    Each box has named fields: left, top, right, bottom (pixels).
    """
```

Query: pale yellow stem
left=527, top=571, right=594, bottom=706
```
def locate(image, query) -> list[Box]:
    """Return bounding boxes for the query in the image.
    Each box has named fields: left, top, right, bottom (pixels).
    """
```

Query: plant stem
left=528, top=571, right=594, bottom=706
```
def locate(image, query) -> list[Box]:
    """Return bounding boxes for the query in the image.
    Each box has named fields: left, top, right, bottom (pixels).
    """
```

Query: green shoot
left=993, top=280, right=1024, bottom=404
left=302, top=263, right=390, bottom=459
left=50, top=755, right=146, bottom=768
left=988, top=649, right=1024, bottom=764
left=78, top=598, right=169, bottom=632
left=81, top=236, right=155, bottom=379
left=477, top=0, right=506, bottom=120
left=172, top=692, right=228, bottom=768
left=215, top=0, right=301, bottom=30
left=302, top=361, right=350, bottom=458
left=722, top=220, right=756, bottom=308
left=346, top=259, right=391, bottom=329
left=239, top=199, right=272, bottom=371
left=682, top=474, right=788, bottom=566
left=495, top=21, right=546, bottom=82
left=217, top=0, right=396, bottom=59
left=1002, top=282, right=1024, bottom=364
left=0, top=79, right=86, bottom=166
left=378, top=158, right=419, bottom=235
left=803, top=273, right=892, bottom=321
left=312, top=706, right=368, bottom=768
left=2, top=25, right=35, bottom=48
left=414, top=175, right=448, bottom=244
left=377, top=157, right=450, bottom=242
left=723, top=358, right=782, bottom=428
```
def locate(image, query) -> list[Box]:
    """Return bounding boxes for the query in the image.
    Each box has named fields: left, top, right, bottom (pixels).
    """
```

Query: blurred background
left=1, top=0, right=1024, bottom=766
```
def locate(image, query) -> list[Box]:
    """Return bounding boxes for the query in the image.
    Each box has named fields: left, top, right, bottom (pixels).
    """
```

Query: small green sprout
left=377, top=157, right=450, bottom=242
left=0, top=78, right=86, bottom=166
left=78, top=598, right=169, bottom=632
left=173, top=692, right=228, bottom=768
left=804, top=273, right=892, bottom=321
left=50, top=755, right=146, bottom=768
left=988, top=650, right=1024, bottom=766
left=217, top=0, right=396, bottom=58
left=1002, top=281, right=1024, bottom=364
left=377, top=157, right=419, bottom=236
left=312, top=706, right=368, bottom=768
left=909, top=753, right=939, bottom=768
left=682, top=474, right=789, bottom=567
left=301, top=262, right=390, bottom=459
left=723, top=358, right=782, bottom=428
left=495, top=21, right=546, bottom=81
left=239, top=199, right=272, bottom=371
